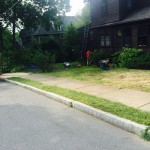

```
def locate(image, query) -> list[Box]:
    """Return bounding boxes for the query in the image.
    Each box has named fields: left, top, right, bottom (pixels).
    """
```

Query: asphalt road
left=0, top=81, right=149, bottom=150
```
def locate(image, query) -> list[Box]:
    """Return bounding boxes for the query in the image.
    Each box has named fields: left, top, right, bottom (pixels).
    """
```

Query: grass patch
left=9, top=77, right=150, bottom=126
left=142, top=127, right=150, bottom=141
left=45, top=66, right=150, bottom=92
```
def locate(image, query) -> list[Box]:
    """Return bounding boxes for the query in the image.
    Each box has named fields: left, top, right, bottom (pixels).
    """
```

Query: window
left=101, top=36, right=105, bottom=46
left=116, top=28, right=132, bottom=48
left=149, top=25, right=150, bottom=35
left=101, top=0, right=107, bottom=15
left=138, top=25, right=149, bottom=47
left=127, top=0, right=132, bottom=9
left=127, top=0, right=135, bottom=9
left=106, top=36, right=111, bottom=46
left=89, top=31, right=94, bottom=40
left=57, top=25, right=62, bottom=31
left=116, top=30, right=123, bottom=47
left=123, top=28, right=132, bottom=47
left=100, top=30, right=111, bottom=47
left=138, top=36, right=148, bottom=47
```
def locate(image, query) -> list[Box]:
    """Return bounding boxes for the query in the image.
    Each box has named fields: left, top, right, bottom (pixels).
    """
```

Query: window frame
left=100, top=30, right=112, bottom=47
left=138, top=24, right=149, bottom=47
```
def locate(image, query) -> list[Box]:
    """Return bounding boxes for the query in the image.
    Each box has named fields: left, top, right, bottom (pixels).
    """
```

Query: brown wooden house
left=84, top=0, right=150, bottom=53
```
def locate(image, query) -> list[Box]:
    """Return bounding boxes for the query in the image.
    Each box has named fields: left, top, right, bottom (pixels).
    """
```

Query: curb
left=3, top=79, right=148, bottom=136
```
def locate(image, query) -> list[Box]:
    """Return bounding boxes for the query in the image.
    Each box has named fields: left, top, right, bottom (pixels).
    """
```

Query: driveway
left=0, top=81, right=149, bottom=150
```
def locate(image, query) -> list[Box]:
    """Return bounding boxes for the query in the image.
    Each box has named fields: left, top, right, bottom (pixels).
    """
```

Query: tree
left=74, top=3, right=91, bottom=29
left=63, top=23, right=80, bottom=61
left=0, top=0, right=71, bottom=50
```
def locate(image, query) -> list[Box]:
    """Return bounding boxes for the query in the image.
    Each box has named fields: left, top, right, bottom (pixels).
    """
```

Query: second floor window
left=127, top=0, right=134, bottom=9
left=101, top=0, right=107, bottom=16
left=57, top=25, right=63, bottom=31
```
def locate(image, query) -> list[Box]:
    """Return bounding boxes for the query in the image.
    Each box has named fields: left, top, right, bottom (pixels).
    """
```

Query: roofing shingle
left=122, top=6, right=150, bottom=23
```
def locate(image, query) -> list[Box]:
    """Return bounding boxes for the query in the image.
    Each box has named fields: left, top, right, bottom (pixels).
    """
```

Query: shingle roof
left=90, top=6, right=150, bottom=29
left=32, top=16, right=75, bottom=36
left=122, top=6, right=150, bottom=23
left=33, top=25, right=48, bottom=36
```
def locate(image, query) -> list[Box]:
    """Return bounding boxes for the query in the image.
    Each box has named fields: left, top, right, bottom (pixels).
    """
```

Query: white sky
left=66, top=0, right=85, bottom=16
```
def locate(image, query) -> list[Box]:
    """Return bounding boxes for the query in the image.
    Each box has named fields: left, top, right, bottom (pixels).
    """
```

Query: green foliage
left=11, top=65, right=25, bottom=73
left=74, top=3, right=91, bottom=29
left=133, top=52, right=150, bottom=69
left=3, top=30, right=12, bottom=51
left=0, top=0, right=71, bottom=51
left=113, top=47, right=142, bottom=68
left=89, top=50, right=113, bottom=66
left=32, top=49, right=55, bottom=72
left=40, top=36, right=64, bottom=62
left=0, top=52, right=15, bottom=73
left=63, top=23, right=80, bottom=61
left=113, top=47, right=150, bottom=69
left=142, top=127, right=150, bottom=141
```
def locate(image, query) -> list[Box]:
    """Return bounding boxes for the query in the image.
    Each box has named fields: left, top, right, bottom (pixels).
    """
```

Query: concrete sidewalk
left=0, top=72, right=150, bottom=112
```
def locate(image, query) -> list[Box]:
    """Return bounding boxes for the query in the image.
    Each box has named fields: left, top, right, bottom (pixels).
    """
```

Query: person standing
left=86, top=49, right=91, bottom=66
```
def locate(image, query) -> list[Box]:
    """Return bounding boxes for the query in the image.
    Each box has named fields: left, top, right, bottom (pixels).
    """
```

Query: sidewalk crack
left=137, top=102, right=150, bottom=108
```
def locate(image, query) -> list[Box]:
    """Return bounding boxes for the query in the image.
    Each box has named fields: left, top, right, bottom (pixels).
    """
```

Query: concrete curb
left=3, top=79, right=148, bottom=136
left=5, top=79, right=73, bottom=107
left=72, top=101, right=147, bottom=136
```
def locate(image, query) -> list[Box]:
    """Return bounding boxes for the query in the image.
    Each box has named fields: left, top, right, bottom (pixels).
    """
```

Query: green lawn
left=45, top=66, right=150, bottom=92
left=9, top=77, right=150, bottom=126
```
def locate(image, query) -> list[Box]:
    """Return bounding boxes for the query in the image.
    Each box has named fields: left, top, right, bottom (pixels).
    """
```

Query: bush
left=113, top=47, right=143, bottom=68
left=142, top=127, right=150, bottom=141
left=133, top=52, right=150, bottom=69
left=40, top=37, right=64, bottom=62
left=0, top=52, right=15, bottom=73
left=32, top=49, right=55, bottom=72
left=11, top=65, right=25, bottom=73
left=89, top=50, right=113, bottom=66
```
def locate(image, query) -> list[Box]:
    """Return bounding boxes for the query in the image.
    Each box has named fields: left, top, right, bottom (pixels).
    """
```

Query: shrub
left=89, top=50, right=113, bottom=66
left=113, top=47, right=143, bottom=68
left=142, top=127, right=150, bottom=141
left=133, top=52, right=150, bottom=69
left=11, top=65, right=25, bottom=73
left=0, top=52, right=15, bottom=73
left=32, top=49, right=55, bottom=72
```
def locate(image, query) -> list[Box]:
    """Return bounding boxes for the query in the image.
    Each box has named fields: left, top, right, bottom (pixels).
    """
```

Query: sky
left=66, top=0, right=85, bottom=16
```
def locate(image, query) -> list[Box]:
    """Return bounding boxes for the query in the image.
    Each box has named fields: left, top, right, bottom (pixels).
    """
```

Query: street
left=0, top=81, right=150, bottom=150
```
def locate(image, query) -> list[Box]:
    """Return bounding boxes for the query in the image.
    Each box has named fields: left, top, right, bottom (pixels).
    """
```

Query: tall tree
left=63, top=23, right=80, bottom=61
left=0, top=0, right=70, bottom=50
left=74, top=3, right=91, bottom=29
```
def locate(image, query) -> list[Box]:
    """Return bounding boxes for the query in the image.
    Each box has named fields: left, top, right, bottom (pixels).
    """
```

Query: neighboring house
left=32, top=16, right=75, bottom=44
left=20, top=16, right=75, bottom=48
left=84, top=0, right=150, bottom=53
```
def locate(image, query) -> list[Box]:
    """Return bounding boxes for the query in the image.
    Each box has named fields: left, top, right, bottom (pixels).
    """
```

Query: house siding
left=86, top=0, right=150, bottom=52
left=137, top=0, right=150, bottom=8
left=119, top=0, right=150, bottom=20
left=90, top=0, right=119, bottom=27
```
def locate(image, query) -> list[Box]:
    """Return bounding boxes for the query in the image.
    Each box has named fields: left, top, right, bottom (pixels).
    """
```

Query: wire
left=0, top=0, right=22, bottom=17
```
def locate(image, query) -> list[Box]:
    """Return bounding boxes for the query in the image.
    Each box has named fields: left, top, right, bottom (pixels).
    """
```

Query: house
left=84, top=0, right=150, bottom=53
left=32, top=16, right=75, bottom=44
left=20, top=16, right=75, bottom=48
